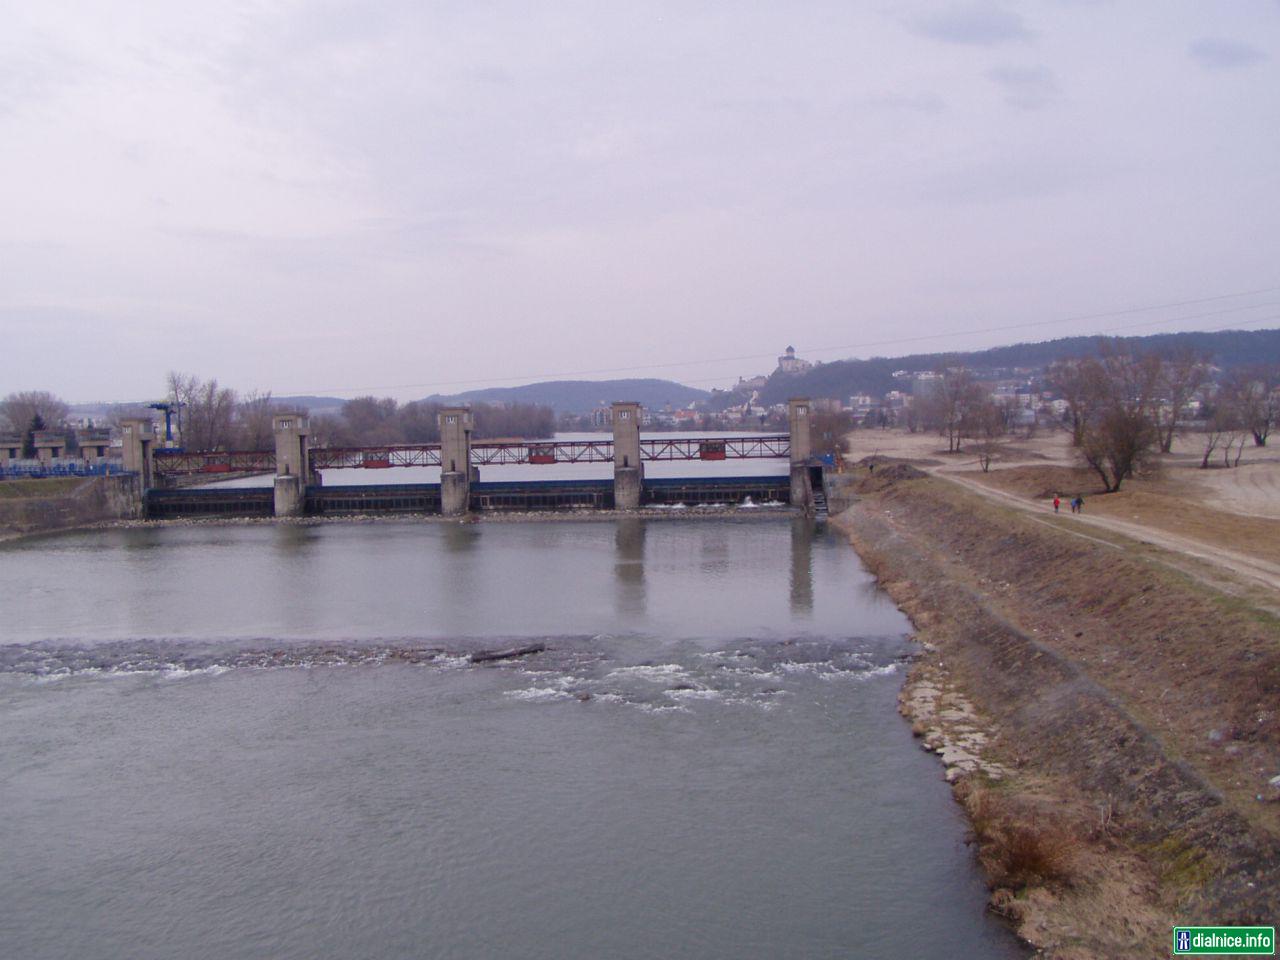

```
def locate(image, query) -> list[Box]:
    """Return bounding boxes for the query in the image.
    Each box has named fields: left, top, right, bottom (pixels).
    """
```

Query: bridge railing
left=470, top=439, right=615, bottom=465
left=153, top=450, right=275, bottom=476
left=640, top=436, right=789, bottom=461
left=151, top=434, right=792, bottom=478
left=1, top=459, right=127, bottom=479
left=310, top=445, right=442, bottom=470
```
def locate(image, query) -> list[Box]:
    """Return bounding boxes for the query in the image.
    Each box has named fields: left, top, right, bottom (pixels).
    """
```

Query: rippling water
left=0, top=518, right=1024, bottom=959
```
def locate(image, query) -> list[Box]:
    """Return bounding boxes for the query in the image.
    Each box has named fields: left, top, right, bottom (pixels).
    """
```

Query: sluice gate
left=147, top=487, right=274, bottom=518
left=143, top=477, right=791, bottom=518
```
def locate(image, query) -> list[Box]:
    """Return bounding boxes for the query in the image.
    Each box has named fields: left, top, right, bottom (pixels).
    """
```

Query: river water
left=0, top=518, right=1024, bottom=960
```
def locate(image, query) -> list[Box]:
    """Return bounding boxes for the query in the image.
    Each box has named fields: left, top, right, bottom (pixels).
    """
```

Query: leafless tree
left=1, top=391, right=71, bottom=457
left=810, top=408, right=855, bottom=457
left=920, top=368, right=987, bottom=453
left=235, top=390, right=284, bottom=451
left=1047, top=358, right=1108, bottom=446
left=1, top=390, right=70, bottom=434
left=1154, top=347, right=1210, bottom=454
left=1080, top=405, right=1157, bottom=492
left=168, top=372, right=238, bottom=451
left=1220, top=364, right=1278, bottom=448
left=1199, top=410, right=1230, bottom=469
left=968, top=400, right=1007, bottom=472
left=1075, top=348, right=1160, bottom=492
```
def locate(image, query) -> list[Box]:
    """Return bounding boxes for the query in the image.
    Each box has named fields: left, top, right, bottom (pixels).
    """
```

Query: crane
left=148, top=402, right=184, bottom=446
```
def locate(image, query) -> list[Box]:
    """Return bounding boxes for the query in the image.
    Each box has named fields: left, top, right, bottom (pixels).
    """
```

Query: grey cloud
left=909, top=5, right=1030, bottom=46
left=1188, top=38, right=1267, bottom=70
left=987, top=65, right=1059, bottom=109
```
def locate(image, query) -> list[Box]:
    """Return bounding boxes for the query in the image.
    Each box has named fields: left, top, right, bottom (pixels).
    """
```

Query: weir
left=142, top=399, right=819, bottom=518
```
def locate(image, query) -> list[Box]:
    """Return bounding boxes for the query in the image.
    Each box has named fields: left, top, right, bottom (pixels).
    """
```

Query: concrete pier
left=612, top=401, right=644, bottom=510
left=788, top=398, right=813, bottom=512
left=440, top=406, right=473, bottom=517
left=120, top=419, right=155, bottom=489
left=273, top=413, right=311, bottom=517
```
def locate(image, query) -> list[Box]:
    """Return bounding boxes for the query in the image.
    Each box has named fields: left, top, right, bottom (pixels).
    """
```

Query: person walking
left=1053, top=496, right=1060, bottom=514
left=1075, top=495, right=1084, bottom=514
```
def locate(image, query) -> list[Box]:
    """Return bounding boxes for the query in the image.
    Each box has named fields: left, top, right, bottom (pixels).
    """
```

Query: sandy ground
left=843, top=426, right=1280, bottom=596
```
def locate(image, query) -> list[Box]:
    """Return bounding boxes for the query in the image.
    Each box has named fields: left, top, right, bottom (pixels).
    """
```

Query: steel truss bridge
left=152, top=435, right=791, bottom=479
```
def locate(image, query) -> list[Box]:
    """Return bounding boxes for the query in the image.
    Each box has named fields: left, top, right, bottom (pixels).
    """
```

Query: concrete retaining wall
left=0, top=475, right=144, bottom=539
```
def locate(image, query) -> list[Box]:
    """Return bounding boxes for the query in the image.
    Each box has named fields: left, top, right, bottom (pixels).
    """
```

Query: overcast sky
left=3, top=1, right=1278, bottom=403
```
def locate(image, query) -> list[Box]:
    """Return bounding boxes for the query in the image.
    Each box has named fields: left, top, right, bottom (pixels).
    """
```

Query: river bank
left=833, top=464, right=1280, bottom=959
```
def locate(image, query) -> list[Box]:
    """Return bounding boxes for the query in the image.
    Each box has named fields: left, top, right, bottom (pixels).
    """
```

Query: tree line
left=309, top=395, right=555, bottom=447
left=1047, top=347, right=1277, bottom=490
left=2, top=375, right=556, bottom=457
left=902, top=346, right=1278, bottom=492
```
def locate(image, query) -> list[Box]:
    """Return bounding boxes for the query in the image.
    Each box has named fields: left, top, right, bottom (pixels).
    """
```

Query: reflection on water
left=443, top=521, right=480, bottom=554
left=790, top=516, right=814, bottom=615
left=613, top=517, right=646, bottom=618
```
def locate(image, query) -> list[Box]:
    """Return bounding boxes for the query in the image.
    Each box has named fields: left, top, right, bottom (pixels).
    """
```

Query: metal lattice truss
left=153, top=435, right=790, bottom=477
left=152, top=450, right=275, bottom=476
left=640, top=436, right=790, bottom=461
left=310, top=445, right=442, bottom=470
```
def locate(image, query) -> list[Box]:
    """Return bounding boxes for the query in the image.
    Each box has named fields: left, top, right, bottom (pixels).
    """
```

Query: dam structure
left=139, top=400, right=822, bottom=519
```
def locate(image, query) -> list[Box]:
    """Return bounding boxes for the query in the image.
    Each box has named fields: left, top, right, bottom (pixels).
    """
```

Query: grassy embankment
left=834, top=465, right=1279, bottom=960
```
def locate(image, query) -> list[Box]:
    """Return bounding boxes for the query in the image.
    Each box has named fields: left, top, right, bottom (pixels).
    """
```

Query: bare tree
left=235, top=390, right=284, bottom=451
left=810, top=408, right=855, bottom=457
left=1075, top=348, right=1160, bottom=492
left=1, top=391, right=70, bottom=433
left=1199, top=408, right=1232, bottom=469
left=1155, top=347, right=1210, bottom=454
left=1, top=391, right=71, bottom=457
left=1046, top=359, right=1100, bottom=446
left=168, top=372, right=238, bottom=451
left=920, top=368, right=987, bottom=453
left=338, top=396, right=401, bottom=445
left=1220, top=365, right=1278, bottom=448
left=968, top=400, right=1007, bottom=472
left=1080, top=405, right=1157, bottom=492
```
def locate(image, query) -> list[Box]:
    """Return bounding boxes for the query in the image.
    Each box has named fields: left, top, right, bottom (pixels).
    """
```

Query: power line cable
left=273, top=291, right=1280, bottom=396
left=87, top=284, right=1280, bottom=404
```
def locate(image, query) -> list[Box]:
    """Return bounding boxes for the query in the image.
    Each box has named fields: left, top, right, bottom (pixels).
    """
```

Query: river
left=0, top=517, right=1024, bottom=959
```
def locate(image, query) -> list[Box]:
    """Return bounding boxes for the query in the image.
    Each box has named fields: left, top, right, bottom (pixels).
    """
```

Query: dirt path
left=932, top=467, right=1280, bottom=598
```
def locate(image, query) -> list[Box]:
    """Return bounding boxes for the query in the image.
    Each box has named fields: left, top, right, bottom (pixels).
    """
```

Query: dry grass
left=962, top=782, right=1081, bottom=889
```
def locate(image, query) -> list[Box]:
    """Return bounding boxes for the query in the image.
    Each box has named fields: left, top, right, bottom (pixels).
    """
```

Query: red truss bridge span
left=153, top=436, right=791, bottom=478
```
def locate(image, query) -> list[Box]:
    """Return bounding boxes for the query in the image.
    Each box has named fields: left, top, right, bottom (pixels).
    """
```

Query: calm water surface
left=0, top=518, right=1024, bottom=959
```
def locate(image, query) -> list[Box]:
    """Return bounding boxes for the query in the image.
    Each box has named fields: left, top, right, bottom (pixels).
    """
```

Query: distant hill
left=756, top=327, right=1280, bottom=405
left=423, top=378, right=711, bottom=414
